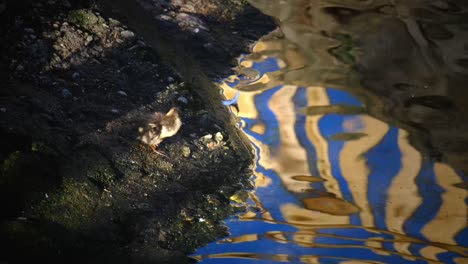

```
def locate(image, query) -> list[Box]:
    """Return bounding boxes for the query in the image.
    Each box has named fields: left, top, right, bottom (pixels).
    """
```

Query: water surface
left=192, top=1, right=468, bottom=263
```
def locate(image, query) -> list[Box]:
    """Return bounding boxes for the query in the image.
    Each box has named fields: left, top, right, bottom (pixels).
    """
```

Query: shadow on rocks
left=0, top=0, right=273, bottom=263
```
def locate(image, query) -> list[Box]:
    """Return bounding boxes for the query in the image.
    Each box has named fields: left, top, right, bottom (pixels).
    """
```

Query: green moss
left=33, top=179, right=101, bottom=231
left=86, top=163, right=115, bottom=187
left=162, top=217, right=221, bottom=253
left=68, top=9, right=100, bottom=28
left=229, top=0, right=249, bottom=7
left=62, top=148, right=117, bottom=188
left=31, top=142, right=57, bottom=155
left=0, top=151, right=21, bottom=182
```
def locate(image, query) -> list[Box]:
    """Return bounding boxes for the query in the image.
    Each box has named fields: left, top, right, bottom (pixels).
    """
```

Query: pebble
left=177, top=96, right=188, bottom=104
left=120, top=30, right=135, bottom=38
left=108, top=18, right=121, bottom=27
left=15, top=64, right=24, bottom=71
left=72, top=72, right=80, bottom=79
left=128, top=40, right=146, bottom=51
left=24, top=28, right=35, bottom=33
left=167, top=76, right=174, bottom=83
left=215, top=132, right=223, bottom=143
left=202, top=134, right=212, bottom=140
left=111, top=109, right=119, bottom=114
left=156, top=14, right=172, bottom=21
left=0, top=107, right=6, bottom=113
left=181, top=146, right=191, bottom=158
left=62, top=88, right=72, bottom=99
left=117, top=90, right=128, bottom=96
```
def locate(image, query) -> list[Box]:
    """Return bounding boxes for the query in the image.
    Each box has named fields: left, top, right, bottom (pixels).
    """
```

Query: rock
left=214, top=132, right=223, bottom=143
left=120, top=30, right=135, bottom=38
left=108, top=18, right=120, bottom=27
left=156, top=14, right=172, bottom=21
left=128, top=40, right=146, bottom=51
left=167, top=76, right=174, bottom=83
left=116, top=91, right=128, bottom=96
left=0, top=107, right=6, bottom=113
left=201, top=134, right=212, bottom=141
left=72, top=72, right=80, bottom=79
left=175, top=13, right=209, bottom=31
left=111, top=109, right=119, bottom=114
left=177, top=96, right=188, bottom=104
left=61, top=88, right=72, bottom=99
left=181, top=146, right=191, bottom=158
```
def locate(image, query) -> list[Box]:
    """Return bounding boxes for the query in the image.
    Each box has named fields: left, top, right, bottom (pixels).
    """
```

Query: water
left=192, top=1, right=468, bottom=263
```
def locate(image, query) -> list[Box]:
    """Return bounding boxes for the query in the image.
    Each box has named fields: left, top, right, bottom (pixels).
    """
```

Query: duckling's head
left=137, top=120, right=163, bottom=146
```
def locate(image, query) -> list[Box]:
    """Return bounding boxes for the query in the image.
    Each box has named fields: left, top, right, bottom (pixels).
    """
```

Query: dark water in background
left=192, top=1, right=468, bottom=263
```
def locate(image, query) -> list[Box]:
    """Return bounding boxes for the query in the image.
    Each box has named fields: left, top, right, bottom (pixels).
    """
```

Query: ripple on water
left=192, top=0, right=468, bottom=263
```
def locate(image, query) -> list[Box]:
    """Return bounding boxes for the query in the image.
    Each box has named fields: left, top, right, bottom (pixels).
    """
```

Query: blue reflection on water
left=192, top=53, right=468, bottom=263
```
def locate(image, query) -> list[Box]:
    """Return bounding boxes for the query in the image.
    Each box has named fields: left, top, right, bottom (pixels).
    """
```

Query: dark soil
left=0, top=0, right=275, bottom=263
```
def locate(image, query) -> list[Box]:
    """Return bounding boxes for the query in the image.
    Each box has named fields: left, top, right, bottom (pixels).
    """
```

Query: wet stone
left=177, top=96, right=188, bottom=104
left=214, top=132, right=223, bottom=143
left=181, top=146, right=191, bottom=157
left=120, top=30, right=135, bottom=38
left=61, top=88, right=72, bottom=99
left=116, top=91, right=128, bottom=96
left=108, top=18, right=120, bottom=27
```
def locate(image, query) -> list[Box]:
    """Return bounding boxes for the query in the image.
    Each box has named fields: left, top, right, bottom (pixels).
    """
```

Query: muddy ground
left=0, top=0, right=275, bottom=263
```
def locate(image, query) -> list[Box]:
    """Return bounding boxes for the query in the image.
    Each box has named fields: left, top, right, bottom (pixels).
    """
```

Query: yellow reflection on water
left=424, top=163, right=467, bottom=244
left=194, top=0, right=468, bottom=263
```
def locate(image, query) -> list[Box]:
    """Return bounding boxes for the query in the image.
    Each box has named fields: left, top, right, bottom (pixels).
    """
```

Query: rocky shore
left=0, top=0, right=275, bottom=263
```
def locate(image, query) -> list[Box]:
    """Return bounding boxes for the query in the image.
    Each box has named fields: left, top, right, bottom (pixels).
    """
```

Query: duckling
left=137, top=107, right=182, bottom=156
